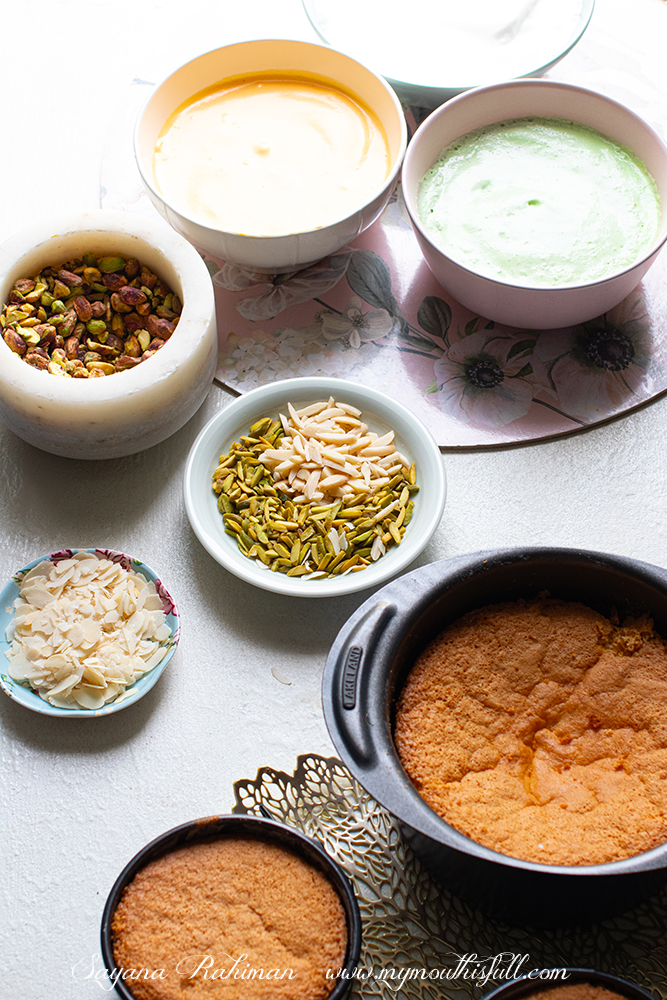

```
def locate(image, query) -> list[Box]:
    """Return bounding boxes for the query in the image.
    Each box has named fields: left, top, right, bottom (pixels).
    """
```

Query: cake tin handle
left=327, top=600, right=396, bottom=769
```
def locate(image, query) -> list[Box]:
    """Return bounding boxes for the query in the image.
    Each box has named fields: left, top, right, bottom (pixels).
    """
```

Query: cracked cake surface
left=395, top=597, right=667, bottom=865
left=111, top=835, right=347, bottom=999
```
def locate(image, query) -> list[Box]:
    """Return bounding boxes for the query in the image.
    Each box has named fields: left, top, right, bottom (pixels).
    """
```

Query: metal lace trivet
left=232, top=754, right=667, bottom=1000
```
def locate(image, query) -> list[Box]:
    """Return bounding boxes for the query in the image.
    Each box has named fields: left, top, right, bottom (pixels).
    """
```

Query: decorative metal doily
left=232, top=754, right=667, bottom=1000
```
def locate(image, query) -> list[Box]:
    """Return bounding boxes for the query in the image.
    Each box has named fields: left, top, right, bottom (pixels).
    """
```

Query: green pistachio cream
left=418, top=116, right=661, bottom=287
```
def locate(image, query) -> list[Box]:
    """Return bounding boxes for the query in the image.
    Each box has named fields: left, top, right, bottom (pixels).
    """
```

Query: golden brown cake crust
left=111, top=836, right=347, bottom=1000
left=394, top=597, right=667, bottom=865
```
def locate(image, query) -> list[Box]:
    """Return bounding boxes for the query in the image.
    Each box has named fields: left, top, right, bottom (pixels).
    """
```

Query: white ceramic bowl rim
left=183, top=376, right=446, bottom=598
left=134, top=39, right=408, bottom=241
left=402, top=78, right=667, bottom=293
left=302, top=0, right=596, bottom=93
left=0, top=548, right=181, bottom=718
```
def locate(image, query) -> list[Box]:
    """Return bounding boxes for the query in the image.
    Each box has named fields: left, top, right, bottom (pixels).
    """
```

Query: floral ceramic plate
left=211, top=208, right=667, bottom=448
left=0, top=548, right=180, bottom=717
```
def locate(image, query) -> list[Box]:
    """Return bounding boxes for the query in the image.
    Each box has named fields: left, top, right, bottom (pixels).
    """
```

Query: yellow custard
left=153, top=72, right=391, bottom=237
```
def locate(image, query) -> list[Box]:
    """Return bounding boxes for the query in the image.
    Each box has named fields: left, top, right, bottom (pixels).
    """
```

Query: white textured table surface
left=2, top=1, right=667, bottom=998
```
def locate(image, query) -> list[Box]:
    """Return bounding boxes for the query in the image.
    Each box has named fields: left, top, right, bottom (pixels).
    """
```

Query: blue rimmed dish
left=0, top=548, right=180, bottom=717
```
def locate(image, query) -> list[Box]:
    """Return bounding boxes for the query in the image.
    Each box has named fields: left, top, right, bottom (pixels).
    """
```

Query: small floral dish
left=0, top=548, right=180, bottom=718
left=184, top=377, right=446, bottom=598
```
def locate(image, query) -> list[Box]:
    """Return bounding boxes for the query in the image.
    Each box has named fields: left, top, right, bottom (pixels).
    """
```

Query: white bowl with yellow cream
left=134, top=39, right=408, bottom=273
left=402, top=80, right=667, bottom=329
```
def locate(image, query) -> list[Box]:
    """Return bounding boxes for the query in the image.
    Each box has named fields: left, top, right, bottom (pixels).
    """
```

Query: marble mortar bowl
left=0, top=209, right=217, bottom=460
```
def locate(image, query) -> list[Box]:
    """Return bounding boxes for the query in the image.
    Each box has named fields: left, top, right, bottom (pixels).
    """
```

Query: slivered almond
left=319, top=474, right=348, bottom=489
left=295, top=401, right=328, bottom=418
left=337, top=402, right=362, bottom=416
left=304, top=470, right=321, bottom=499
left=258, top=397, right=410, bottom=502
left=287, top=402, right=304, bottom=428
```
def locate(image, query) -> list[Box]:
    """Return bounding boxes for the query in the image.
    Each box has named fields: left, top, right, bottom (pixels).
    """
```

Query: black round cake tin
left=323, top=546, right=667, bottom=926
left=101, top=813, right=362, bottom=999
left=481, top=968, right=658, bottom=1000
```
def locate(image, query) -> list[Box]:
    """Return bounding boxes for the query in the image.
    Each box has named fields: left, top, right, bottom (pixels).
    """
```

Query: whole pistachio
left=102, top=273, right=126, bottom=291
left=118, top=285, right=147, bottom=307
left=37, top=325, right=57, bottom=348
left=105, top=332, right=124, bottom=354
left=58, top=269, right=82, bottom=287
left=123, top=334, right=141, bottom=358
left=87, top=360, right=115, bottom=375
left=86, top=319, right=107, bottom=339
left=3, top=329, right=27, bottom=355
left=123, top=313, right=144, bottom=333
left=98, top=256, right=125, bottom=273
left=64, top=335, right=80, bottom=360
left=109, top=292, right=133, bottom=314
left=140, top=267, right=157, bottom=289
left=115, top=355, right=142, bottom=371
left=73, top=296, right=93, bottom=322
left=24, top=351, right=49, bottom=370
left=146, top=315, right=175, bottom=340
left=59, top=309, right=78, bottom=338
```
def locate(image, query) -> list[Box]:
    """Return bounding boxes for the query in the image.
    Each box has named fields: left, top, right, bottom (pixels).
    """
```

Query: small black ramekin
left=481, top=969, right=658, bottom=1000
left=323, top=546, right=667, bottom=927
left=100, top=813, right=362, bottom=999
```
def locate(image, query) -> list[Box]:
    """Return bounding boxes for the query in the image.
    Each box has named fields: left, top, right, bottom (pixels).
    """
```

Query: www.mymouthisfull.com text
left=75, top=951, right=572, bottom=993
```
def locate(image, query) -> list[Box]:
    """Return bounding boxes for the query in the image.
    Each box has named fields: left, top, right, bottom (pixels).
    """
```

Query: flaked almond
left=5, top=551, right=172, bottom=710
